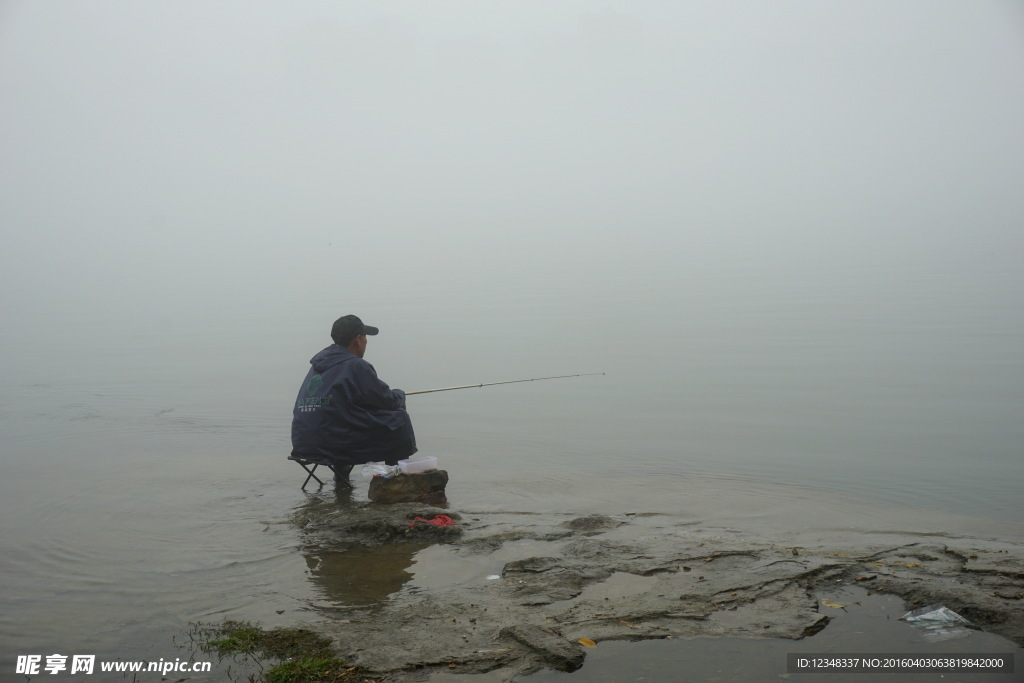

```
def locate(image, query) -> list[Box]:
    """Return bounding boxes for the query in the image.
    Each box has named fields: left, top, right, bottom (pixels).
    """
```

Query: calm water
left=1, top=254, right=1022, bottom=678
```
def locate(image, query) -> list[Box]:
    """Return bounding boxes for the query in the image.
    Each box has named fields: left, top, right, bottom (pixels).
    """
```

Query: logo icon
left=305, top=374, right=324, bottom=396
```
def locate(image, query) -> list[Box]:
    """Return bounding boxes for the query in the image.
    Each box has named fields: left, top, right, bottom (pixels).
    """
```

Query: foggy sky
left=2, top=1, right=1023, bottom=382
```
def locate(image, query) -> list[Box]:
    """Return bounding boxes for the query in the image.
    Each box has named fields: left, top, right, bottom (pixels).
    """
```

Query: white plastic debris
left=360, top=462, right=399, bottom=478
left=899, top=604, right=973, bottom=642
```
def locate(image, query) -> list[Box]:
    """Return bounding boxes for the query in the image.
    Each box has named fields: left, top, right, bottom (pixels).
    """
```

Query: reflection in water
left=304, top=541, right=428, bottom=606
left=293, top=489, right=431, bottom=606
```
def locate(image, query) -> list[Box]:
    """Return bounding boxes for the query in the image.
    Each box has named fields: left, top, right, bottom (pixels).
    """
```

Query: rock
left=290, top=509, right=1024, bottom=679
left=502, top=556, right=611, bottom=604
left=502, top=557, right=561, bottom=575
left=299, top=503, right=461, bottom=546
left=562, top=514, right=624, bottom=533
left=367, top=470, right=448, bottom=505
left=499, top=624, right=585, bottom=672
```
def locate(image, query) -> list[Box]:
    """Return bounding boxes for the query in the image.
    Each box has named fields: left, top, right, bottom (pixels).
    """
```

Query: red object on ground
left=409, top=515, right=455, bottom=528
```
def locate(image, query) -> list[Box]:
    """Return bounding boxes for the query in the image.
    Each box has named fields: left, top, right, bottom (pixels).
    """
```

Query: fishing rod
left=406, top=373, right=604, bottom=396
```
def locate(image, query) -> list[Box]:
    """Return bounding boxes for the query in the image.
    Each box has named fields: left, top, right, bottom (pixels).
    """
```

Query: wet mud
left=290, top=502, right=1024, bottom=680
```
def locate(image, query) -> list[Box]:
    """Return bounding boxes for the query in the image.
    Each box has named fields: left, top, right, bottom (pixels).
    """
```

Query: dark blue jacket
left=291, top=345, right=417, bottom=467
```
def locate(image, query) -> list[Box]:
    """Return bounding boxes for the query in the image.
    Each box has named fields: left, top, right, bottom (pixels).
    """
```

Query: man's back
left=291, top=342, right=417, bottom=467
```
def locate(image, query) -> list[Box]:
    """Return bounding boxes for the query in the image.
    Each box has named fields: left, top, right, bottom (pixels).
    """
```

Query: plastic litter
left=408, top=515, right=455, bottom=528
left=899, top=604, right=973, bottom=642
left=360, top=462, right=400, bottom=478
left=397, top=455, right=438, bottom=474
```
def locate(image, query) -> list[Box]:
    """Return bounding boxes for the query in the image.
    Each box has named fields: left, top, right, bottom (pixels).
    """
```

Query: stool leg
left=298, top=462, right=325, bottom=489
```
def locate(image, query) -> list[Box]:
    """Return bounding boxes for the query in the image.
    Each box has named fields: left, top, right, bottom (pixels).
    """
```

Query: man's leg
left=334, top=464, right=354, bottom=488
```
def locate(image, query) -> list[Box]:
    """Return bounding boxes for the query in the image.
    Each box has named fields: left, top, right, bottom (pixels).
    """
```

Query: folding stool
left=287, top=454, right=354, bottom=489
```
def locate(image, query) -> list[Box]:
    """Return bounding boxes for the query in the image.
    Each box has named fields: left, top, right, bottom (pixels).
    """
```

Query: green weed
left=189, top=620, right=376, bottom=682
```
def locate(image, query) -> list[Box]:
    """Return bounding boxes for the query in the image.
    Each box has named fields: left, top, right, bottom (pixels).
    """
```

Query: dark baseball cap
left=331, top=314, right=379, bottom=341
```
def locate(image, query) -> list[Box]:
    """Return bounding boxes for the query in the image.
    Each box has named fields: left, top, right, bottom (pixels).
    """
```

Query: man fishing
left=291, top=314, right=417, bottom=487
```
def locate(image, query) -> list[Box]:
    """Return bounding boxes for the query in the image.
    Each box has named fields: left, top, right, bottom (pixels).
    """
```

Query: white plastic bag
left=900, top=604, right=973, bottom=642
left=360, top=462, right=399, bottom=478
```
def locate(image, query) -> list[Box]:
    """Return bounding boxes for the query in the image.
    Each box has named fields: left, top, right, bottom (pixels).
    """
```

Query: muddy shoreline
left=290, top=500, right=1024, bottom=680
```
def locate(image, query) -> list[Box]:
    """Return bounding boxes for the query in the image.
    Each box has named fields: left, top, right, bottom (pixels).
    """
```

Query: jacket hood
left=309, top=344, right=358, bottom=373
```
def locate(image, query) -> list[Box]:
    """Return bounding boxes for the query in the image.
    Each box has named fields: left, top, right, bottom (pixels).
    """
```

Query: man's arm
left=348, top=360, right=406, bottom=411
